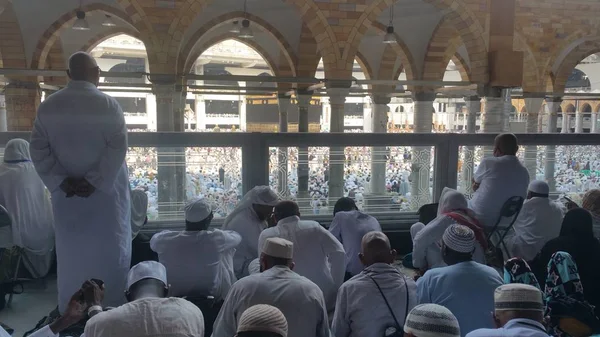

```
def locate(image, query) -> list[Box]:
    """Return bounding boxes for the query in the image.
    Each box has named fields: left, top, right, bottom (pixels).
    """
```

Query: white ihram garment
left=259, top=216, right=346, bottom=310
left=329, top=210, right=382, bottom=276
left=30, top=80, right=131, bottom=314
left=0, top=139, right=55, bottom=277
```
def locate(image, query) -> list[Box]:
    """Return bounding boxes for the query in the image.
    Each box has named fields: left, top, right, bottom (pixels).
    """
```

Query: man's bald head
left=494, top=133, right=519, bottom=156
left=68, top=52, right=100, bottom=85
left=359, top=231, right=396, bottom=267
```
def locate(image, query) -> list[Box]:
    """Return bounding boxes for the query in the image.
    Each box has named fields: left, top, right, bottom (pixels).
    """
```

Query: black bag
left=368, top=274, right=410, bottom=337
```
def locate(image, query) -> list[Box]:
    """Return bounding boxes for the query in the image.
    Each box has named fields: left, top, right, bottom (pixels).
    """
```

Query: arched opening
left=566, top=104, right=576, bottom=113
left=520, top=106, right=527, bottom=113
left=566, top=68, right=591, bottom=91
left=90, top=34, right=148, bottom=131
left=582, top=103, right=592, bottom=113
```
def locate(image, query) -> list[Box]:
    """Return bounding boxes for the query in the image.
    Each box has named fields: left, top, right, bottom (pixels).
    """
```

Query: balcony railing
left=1, top=132, right=598, bottom=230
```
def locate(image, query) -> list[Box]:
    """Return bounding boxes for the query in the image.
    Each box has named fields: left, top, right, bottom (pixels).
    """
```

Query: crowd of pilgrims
left=126, top=143, right=600, bottom=218
left=5, top=128, right=600, bottom=337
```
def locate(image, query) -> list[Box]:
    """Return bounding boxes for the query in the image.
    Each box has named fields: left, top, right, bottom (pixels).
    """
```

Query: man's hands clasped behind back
left=60, top=178, right=97, bottom=198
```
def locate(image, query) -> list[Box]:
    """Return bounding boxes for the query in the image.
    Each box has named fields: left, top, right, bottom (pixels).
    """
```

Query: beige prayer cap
left=262, top=237, right=293, bottom=259
left=494, top=284, right=544, bottom=312
left=237, top=304, right=288, bottom=337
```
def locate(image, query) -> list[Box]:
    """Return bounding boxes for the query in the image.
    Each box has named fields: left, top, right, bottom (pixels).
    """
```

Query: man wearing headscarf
left=30, top=52, right=131, bottom=313
left=151, top=198, right=241, bottom=299
left=329, top=197, right=382, bottom=279
left=0, top=139, right=54, bottom=278
left=469, top=133, right=529, bottom=228
left=236, top=304, right=288, bottom=337
left=466, top=284, right=548, bottom=337
left=403, top=304, right=461, bottom=337
left=84, top=261, right=205, bottom=337
left=222, top=186, right=279, bottom=278
left=504, top=180, right=564, bottom=261
left=332, top=232, right=416, bottom=337
left=212, top=238, right=328, bottom=337
left=258, top=201, right=345, bottom=311
left=417, top=225, right=503, bottom=336
left=411, top=189, right=486, bottom=271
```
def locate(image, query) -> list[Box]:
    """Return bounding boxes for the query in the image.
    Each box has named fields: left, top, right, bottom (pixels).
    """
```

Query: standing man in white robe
left=30, top=52, right=131, bottom=314
left=0, top=139, right=54, bottom=278
left=222, top=186, right=279, bottom=278
left=505, top=181, right=564, bottom=261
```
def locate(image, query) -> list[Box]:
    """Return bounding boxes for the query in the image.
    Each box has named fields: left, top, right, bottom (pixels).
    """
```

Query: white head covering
left=442, top=224, right=475, bottom=253
left=528, top=180, right=550, bottom=195
left=494, top=284, right=544, bottom=312
left=184, top=198, right=212, bottom=222
left=127, top=261, right=168, bottom=289
left=404, top=304, right=460, bottom=337
left=223, top=186, right=279, bottom=228
left=4, top=139, right=31, bottom=162
left=437, top=188, right=469, bottom=216
left=262, top=237, right=293, bottom=259
left=130, top=189, right=148, bottom=239
left=237, top=304, right=288, bottom=337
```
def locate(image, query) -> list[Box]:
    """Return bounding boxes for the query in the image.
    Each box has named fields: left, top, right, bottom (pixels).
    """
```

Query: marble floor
left=0, top=277, right=57, bottom=337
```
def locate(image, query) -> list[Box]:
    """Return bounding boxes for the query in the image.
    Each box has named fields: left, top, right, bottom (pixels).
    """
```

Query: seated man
left=150, top=198, right=241, bottom=299
left=466, top=284, right=547, bottom=337
left=328, top=197, right=382, bottom=279
left=505, top=181, right=564, bottom=261
left=212, top=238, right=329, bottom=337
left=236, top=304, right=288, bottom=337
left=84, top=261, right=204, bottom=337
left=259, top=201, right=345, bottom=311
left=404, top=304, right=461, bottom=337
left=417, top=225, right=503, bottom=336
left=411, top=190, right=487, bottom=271
left=469, top=133, right=529, bottom=228
left=332, top=232, right=417, bottom=337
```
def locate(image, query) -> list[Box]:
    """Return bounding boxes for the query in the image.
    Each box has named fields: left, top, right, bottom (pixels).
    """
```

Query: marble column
left=544, top=97, right=562, bottom=191
left=411, top=91, right=435, bottom=209
left=561, top=110, right=570, bottom=134
left=152, top=80, right=186, bottom=219
left=575, top=111, right=584, bottom=133
left=195, top=96, right=206, bottom=130
left=0, top=94, right=7, bottom=132
left=370, top=96, right=390, bottom=197
left=523, top=97, right=544, bottom=180
left=327, top=88, right=348, bottom=203
left=277, top=94, right=291, bottom=196
left=296, top=91, right=312, bottom=205
left=592, top=112, right=599, bottom=134
left=481, top=88, right=510, bottom=133
left=461, top=96, right=480, bottom=193
left=239, top=97, right=247, bottom=131
left=4, top=81, right=41, bottom=131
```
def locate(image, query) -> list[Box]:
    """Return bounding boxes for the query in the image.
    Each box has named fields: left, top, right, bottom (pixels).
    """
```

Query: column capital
left=148, top=74, right=177, bottom=86
left=412, top=91, right=436, bottom=102
left=327, top=88, right=349, bottom=105
left=463, top=95, right=481, bottom=102
left=6, top=81, right=40, bottom=90
left=545, top=96, right=563, bottom=103
left=478, top=85, right=502, bottom=98
left=522, top=92, right=546, bottom=98
left=371, top=95, right=391, bottom=105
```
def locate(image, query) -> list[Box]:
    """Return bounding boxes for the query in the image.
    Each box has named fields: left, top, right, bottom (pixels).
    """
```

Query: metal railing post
left=242, top=133, right=269, bottom=194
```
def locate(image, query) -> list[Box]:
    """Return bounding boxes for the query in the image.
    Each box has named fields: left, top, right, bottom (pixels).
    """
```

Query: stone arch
left=0, top=2, right=27, bottom=69
left=565, top=104, right=576, bottom=113
left=551, top=40, right=600, bottom=94
left=595, top=104, right=600, bottom=113
left=184, top=35, right=281, bottom=78
left=520, top=106, right=527, bottom=113
left=30, top=4, right=137, bottom=70
left=371, top=21, right=417, bottom=82
left=515, top=32, right=541, bottom=92
left=581, top=103, right=592, bottom=113
left=350, top=0, right=487, bottom=82
left=354, top=52, right=374, bottom=81
left=179, top=12, right=298, bottom=77
left=81, top=28, right=143, bottom=53
left=422, top=17, right=466, bottom=82
left=451, top=54, right=470, bottom=82
left=295, top=23, right=321, bottom=78
left=43, top=39, right=67, bottom=86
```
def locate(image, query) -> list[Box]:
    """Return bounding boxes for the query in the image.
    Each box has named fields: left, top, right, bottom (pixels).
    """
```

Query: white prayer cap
left=184, top=198, right=212, bottom=222
left=494, top=284, right=544, bottom=312
left=442, top=224, right=475, bottom=253
left=404, top=304, right=460, bottom=337
left=262, top=237, right=293, bottom=259
left=528, top=180, right=550, bottom=195
left=127, top=261, right=167, bottom=289
left=252, top=186, right=279, bottom=206
left=237, top=304, right=288, bottom=337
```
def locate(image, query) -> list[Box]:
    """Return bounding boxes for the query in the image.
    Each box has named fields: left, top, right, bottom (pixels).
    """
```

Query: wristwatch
left=87, top=305, right=103, bottom=317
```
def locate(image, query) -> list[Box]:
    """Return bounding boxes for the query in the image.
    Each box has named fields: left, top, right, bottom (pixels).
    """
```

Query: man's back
left=84, top=297, right=204, bottom=337
left=212, top=265, right=329, bottom=337
left=329, top=211, right=382, bottom=276
left=470, top=156, right=529, bottom=227
left=259, top=216, right=345, bottom=307
left=417, top=261, right=503, bottom=336
left=150, top=229, right=241, bottom=298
